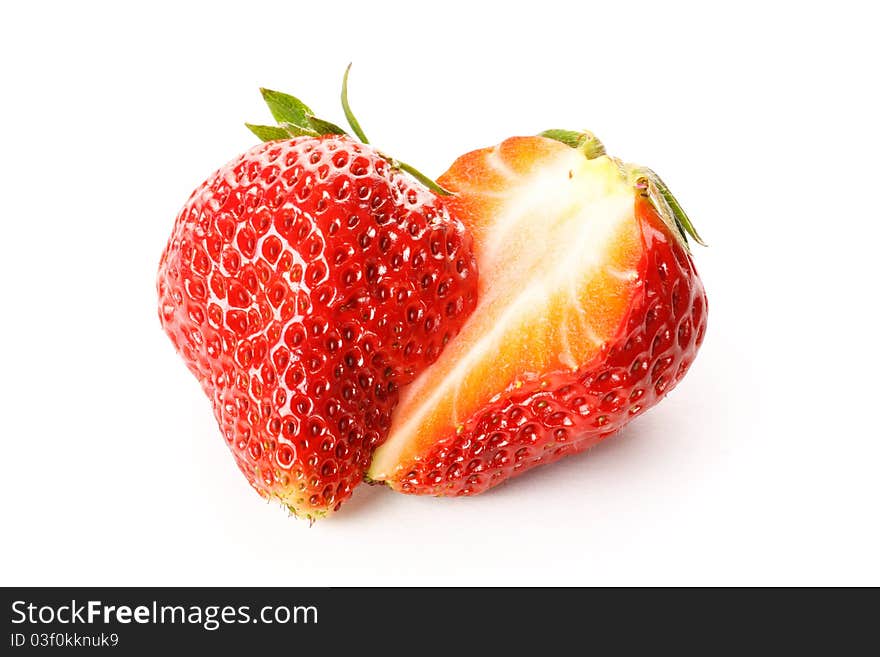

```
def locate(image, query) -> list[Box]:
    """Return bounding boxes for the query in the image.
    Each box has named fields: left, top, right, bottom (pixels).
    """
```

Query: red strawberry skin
left=157, top=135, right=477, bottom=517
left=383, top=193, right=706, bottom=496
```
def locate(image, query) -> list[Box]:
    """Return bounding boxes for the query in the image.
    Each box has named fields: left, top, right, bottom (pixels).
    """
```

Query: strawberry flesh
left=368, top=136, right=706, bottom=494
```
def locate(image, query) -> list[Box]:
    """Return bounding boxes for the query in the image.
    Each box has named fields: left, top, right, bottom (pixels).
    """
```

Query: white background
left=1, top=1, right=878, bottom=586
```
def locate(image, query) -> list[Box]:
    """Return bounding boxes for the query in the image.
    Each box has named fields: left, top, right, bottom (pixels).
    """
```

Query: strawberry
left=368, top=131, right=706, bottom=495
left=157, top=75, right=477, bottom=520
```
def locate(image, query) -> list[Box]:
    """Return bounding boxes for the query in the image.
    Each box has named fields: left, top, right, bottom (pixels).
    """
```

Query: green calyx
left=542, top=127, right=705, bottom=249
left=249, top=88, right=348, bottom=139
left=540, top=129, right=606, bottom=159
left=634, top=169, right=706, bottom=248
left=247, top=65, right=450, bottom=196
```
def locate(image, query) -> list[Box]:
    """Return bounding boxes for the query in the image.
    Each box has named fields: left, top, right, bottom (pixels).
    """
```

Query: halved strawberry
left=368, top=131, right=706, bottom=495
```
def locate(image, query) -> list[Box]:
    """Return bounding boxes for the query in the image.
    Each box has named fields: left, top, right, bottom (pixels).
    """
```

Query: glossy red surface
left=157, top=136, right=477, bottom=517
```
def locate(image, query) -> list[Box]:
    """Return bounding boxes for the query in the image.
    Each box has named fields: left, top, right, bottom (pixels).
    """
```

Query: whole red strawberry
left=369, top=131, right=706, bottom=495
left=157, top=79, right=477, bottom=519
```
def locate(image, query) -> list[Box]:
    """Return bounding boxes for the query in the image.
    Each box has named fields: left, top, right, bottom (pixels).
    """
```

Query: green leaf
left=260, top=88, right=314, bottom=128
left=341, top=63, right=370, bottom=144
left=650, top=172, right=707, bottom=247
left=306, top=116, right=348, bottom=135
left=539, top=129, right=605, bottom=159
left=245, top=123, right=292, bottom=142
left=278, top=121, right=319, bottom=138
left=540, top=129, right=587, bottom=148
left=254, top=88, right=350, bottom=140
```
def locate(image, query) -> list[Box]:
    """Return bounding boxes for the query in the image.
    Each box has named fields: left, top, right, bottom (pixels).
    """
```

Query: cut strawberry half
left=368, top=132, right=706, bottom=495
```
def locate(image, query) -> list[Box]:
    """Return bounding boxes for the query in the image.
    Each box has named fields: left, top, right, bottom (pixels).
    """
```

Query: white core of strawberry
left=369, top=151, right=637, bottom=480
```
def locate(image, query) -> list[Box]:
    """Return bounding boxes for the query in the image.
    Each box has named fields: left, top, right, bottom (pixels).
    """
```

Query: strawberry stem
left=341, top=63, right=370, bottom=144
left=394, top=161, right=451, bottom=196
left=339, top=65, right=451, bottom=195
